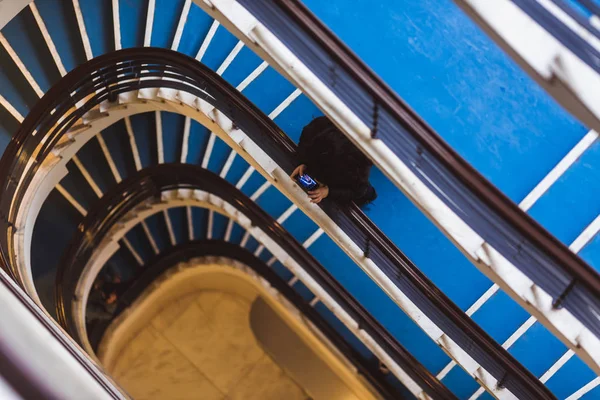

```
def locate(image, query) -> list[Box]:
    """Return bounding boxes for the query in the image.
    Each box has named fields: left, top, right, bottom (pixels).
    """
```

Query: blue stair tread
left=270, top=261, right=293, bottom=282
left=77, top=137, right=118, bottom=194
left=508, top=322, right=568, bottom=377
left=167, top=207, right=188, bottom=245
left=545, top=354, right=597, bottom=398
left=177, top=4, right=215, bottom=58
left=187, top=120, right=211, bottom=165
left=0, top=45, right=37, bottom=116
left=281, top=211, right=319, bottom=245
left=529, top=140, right=600, bottom=246
left=221, top=46, right=264, bottom=88
left=442, top=366, right=483, bottom=399
left=580, top=234, right=600, bottom=273
left=150, top=0, right=187, bottom=49
left=256, top=248, right=274, bottom=264
left=211, top=212, right=229, bottom=240
left=129, top=113, right=158, bottom=167
left=471, top=290, right=530, bottom=344
left=199, top=23, right=239, bottom=71
left=227, top=221, right=245, bottom=245
left=191, top=207, right=209, bottom=242
left=2, top=7, right=62, bottom=93
left=79, top=0, right=113, bottom=57
left=100, top=124, right=138, bottom=179
left=31, top=188, right=81, bottom=280
left=582, top=386, right=600, bottom=399
left=124, top=224, right=155, bottom=264
left=243, top=235, right=260, bottom=253
left=254, top=185, right=293, bottom=221
left=34, top=0, right=87, bottom=72
left=242, top=66, right=296, bottom=116
left=59, top=160, right=99, bottom=212
left=206, top=136, right=235, bottom=176
left=145, top=212, right=172, bottom=253
left=119, top=0, right=147, bottom=49
left=161, top=112, right=185, bottom=164
left=225, top=156, right=252, bottom=187
left=237, top=171, right=265, bottom=198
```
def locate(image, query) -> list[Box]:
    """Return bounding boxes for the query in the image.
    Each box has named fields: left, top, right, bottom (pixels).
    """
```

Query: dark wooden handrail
left=56, top=164, right=456, bottom=399
left=88, top=239, right=426, bottom=399
left=0, top=261, right=124, bottom=399
left=0, top=48, right=554, bottom=398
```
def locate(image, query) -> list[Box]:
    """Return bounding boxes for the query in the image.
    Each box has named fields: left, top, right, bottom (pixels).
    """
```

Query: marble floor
left=108, top=290, right=310, bottom=400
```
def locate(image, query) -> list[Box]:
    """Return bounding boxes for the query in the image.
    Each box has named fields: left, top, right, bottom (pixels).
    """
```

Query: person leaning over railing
left=291, top=116, right=377, bottom=207
left=86, top=270, right=128, bottom=322
left=86, top=279, right=113, bottom=322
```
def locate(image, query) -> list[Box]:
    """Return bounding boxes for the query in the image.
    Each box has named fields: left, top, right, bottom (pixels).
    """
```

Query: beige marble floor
left=108, top=291, right=309, bottom=400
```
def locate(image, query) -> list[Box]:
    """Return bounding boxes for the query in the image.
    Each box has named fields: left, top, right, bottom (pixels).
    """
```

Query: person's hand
left=291, top=164, right=307, bottom=179
left=308, top=185, right=329, bottom=204
left=106, top=292, right=117, bottom=305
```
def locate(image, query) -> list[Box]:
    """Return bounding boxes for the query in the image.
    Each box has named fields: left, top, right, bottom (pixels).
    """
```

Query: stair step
left=2, top=7, right=62, bottom=94
left=34, top=0, right=87, bottom=71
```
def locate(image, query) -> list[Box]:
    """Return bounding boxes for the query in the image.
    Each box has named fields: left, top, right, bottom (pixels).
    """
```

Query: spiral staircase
left=0, top=0, right=599, bottom=399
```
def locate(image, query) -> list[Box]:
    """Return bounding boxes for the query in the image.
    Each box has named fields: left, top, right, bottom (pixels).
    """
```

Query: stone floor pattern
left=109, top=290, right=310, bottom=400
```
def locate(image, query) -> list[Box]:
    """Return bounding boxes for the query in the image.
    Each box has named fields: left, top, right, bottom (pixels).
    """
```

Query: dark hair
left=312, top=118, right=373, bottom=168
left=340, top=140, right=373, bottom=166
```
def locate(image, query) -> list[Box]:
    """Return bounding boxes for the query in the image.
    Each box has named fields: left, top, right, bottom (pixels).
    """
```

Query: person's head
left=307, top=129, right=336, bottom=157
left=93, top=278, right=104, bottom=291
left=340, top=142, right=373, bottom=169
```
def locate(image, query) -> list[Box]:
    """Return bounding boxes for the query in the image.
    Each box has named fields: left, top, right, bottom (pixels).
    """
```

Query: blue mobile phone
left=297, top=174, right=318, bottom=191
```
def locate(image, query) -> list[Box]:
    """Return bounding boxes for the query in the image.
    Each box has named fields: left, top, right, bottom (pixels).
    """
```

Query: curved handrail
left=0, top=262, right=124, bottom=399
left=545, top=0, right=600, bottom=42
left=0, top=48, right=553, bottom=398
left=238, top=0, right=600, bottom=340
left=56, top=164, right=456, bottom=400
left=511, top=0, right=600, bottom=74
left=88, top=239, right=413, bottom=399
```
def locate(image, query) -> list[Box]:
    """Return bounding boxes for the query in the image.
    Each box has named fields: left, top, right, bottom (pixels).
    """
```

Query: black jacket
left=297, top=117, right=376, bottom=206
